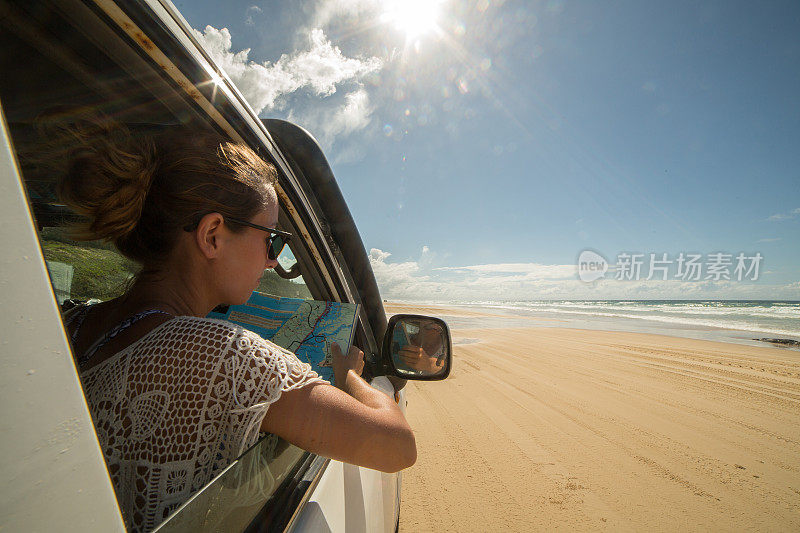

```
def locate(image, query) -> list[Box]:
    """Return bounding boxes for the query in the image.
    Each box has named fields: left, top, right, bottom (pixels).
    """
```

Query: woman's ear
left=195, top=212, right=225, bottom=259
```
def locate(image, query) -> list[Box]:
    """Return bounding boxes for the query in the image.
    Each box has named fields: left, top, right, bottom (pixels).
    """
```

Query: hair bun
left=37, top=108, right=276, bottom=267
left=49, top=113, right=158, bottom=242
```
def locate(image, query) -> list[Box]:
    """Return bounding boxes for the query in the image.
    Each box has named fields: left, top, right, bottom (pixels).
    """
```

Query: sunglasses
left=225, top=217, right=291, bottom=260
left=183, top=216, right=292, bottom=260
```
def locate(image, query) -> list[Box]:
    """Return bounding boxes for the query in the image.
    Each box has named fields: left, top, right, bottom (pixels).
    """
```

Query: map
left=208, top=292, right=359, bottom=384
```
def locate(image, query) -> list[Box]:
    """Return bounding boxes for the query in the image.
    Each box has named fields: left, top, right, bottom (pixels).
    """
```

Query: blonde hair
left=41, top=111, right=277, bottom=266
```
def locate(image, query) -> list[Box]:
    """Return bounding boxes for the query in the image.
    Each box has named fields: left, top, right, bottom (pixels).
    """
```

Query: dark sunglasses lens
left=268, top=235, right=286, bottom=260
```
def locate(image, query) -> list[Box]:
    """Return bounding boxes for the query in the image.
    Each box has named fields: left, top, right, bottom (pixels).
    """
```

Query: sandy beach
left=388, top=304, right=800, bottom=531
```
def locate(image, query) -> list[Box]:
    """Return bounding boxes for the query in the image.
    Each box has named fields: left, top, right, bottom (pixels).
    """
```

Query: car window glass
left=154, top=435, right=307, bottom=532
left=40, top=227, right=137, bottom=304
left=0, top=1, right=321, bottom=530
left=257, top=244, right=312, bottom=299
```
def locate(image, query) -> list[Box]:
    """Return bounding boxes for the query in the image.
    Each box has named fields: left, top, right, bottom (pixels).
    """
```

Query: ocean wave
left=459, top=300, right=800, bottom=320
left=507, top=308, right=800, bottom=337
left=445, top=300, right=800, bottom=338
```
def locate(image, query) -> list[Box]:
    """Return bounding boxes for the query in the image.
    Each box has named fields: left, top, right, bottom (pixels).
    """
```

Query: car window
left=154, top=435, right=307, bottom=532
left=257, top=244, right=312, bottom=300
left=0, top=1, right=323, bottom=530
left=40, top=228, right=138, bottom=304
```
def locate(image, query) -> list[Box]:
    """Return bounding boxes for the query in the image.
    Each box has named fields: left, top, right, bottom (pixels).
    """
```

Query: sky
left=176, top=0, right=800, bottom=301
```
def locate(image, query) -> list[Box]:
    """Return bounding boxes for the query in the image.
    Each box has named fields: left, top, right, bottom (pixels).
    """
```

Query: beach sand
left=387, top=304, right=800, bottom=531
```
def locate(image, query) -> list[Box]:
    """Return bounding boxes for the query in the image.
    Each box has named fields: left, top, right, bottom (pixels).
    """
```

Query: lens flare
left=381, top=0, right=445, bottom=39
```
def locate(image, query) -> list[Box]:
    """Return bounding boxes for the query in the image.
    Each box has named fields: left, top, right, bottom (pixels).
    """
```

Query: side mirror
left=382, top=314, right=451, bottom=380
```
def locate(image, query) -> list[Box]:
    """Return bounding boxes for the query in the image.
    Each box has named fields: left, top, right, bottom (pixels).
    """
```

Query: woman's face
left=220, top=189, right=280, bottom=304
left=411, top=323, right=445, bottom=355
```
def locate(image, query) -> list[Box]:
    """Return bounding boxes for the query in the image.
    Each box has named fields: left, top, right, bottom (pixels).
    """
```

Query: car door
left=285, top=377, right=404, bottom=533
left=0, top=87, right=128, bottom=533
left=0, top=0, right=400, bottom=530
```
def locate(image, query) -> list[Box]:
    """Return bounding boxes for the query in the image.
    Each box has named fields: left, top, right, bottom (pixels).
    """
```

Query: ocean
left=428, top=300, right=800, bottom=349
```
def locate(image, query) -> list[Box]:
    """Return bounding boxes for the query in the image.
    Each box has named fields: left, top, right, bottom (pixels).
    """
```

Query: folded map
left=208, top=291, right=359, bottom=384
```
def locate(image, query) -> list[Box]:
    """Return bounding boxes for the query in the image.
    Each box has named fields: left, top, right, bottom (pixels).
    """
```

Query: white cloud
left=368, top=248, right=428, bottom=294
left=245, top=5, right=262, bottom=26
left=368, top=247, right=800, bottom=302
left=768, top=207, right=800, bottom=221
left=310, top=0, right=378, bottom=29
left=288, top=86, right=374, bottom=151
left=193, top=26, right=382, bottom=115
left=757, top=237, right=781, bottom=243
left=436, top=262, right=575, bottom=279
left=328, top=87, right=374, bottom=133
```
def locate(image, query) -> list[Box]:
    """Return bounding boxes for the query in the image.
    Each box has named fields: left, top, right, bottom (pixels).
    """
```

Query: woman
left=54, top=115, right=415, bottom=531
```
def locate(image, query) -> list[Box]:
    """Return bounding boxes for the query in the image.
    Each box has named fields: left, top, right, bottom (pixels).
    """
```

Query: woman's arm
left=259, top=344, right=417, bottom=473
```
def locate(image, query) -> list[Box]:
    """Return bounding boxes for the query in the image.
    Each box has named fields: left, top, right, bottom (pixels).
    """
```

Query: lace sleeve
left=221, top=325, right=326, bottom=453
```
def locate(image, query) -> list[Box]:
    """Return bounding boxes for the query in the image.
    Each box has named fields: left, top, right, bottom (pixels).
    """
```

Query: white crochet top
left=79, top=316, right=324, bottom=532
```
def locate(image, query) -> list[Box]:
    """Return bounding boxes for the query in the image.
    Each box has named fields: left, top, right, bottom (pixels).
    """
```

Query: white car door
left=0, top=104, right=126, bottom=532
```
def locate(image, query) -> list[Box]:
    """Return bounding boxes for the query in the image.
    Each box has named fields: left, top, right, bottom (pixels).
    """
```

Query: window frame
left=104, top=0, right=358, bottom=304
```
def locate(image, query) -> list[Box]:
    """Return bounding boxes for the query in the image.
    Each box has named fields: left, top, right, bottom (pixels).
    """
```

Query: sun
left=381, top=0, right=444, bottom=40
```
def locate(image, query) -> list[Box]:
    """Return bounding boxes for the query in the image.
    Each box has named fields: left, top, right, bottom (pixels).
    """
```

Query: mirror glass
left=389, top=316, right=450, bottom=378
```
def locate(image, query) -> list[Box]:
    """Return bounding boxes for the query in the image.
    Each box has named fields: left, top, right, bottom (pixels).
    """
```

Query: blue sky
left=177, top=0, right=800, bottom=301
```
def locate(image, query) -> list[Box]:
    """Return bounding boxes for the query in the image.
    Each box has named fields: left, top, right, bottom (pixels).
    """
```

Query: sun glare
left=381, top=0, right=444, bottom=40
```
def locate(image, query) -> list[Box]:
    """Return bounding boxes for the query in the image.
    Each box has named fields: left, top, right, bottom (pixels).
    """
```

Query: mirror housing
left=382, top=314, right=452, bottom=381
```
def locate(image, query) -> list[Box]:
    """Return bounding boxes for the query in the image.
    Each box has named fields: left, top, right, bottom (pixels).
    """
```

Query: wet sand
left=388, top=304, right=800, bottom=531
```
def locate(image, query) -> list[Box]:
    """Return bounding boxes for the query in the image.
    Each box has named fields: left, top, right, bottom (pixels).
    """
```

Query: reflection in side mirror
left=383, top=314, right=451, bottom=380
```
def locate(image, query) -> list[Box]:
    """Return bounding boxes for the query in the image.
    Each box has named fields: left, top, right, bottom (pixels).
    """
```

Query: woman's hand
left=332, top=342, right=364, bottom=388
left=397, top=345, right=440, bottom=373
